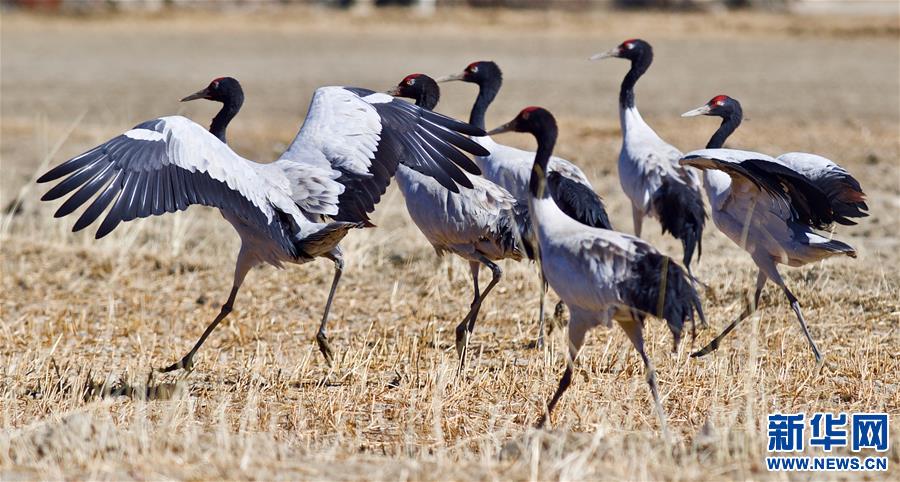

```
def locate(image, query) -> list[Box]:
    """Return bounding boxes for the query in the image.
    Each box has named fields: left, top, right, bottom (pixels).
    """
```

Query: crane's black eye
left=211, top=81, right=219, bottom=89
left=470, top=66, right=479, bottom=73
left=407, top=78, right=415, bottom=86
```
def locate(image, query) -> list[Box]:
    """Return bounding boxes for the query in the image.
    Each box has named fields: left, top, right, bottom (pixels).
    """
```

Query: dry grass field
left=1, top=7, right=898, bottom=480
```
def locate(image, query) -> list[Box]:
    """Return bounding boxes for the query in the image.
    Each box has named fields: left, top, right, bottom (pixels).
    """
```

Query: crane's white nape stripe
left=124, top=129, right=166, bottom=142
left=361, top=92, right=393, bottom=104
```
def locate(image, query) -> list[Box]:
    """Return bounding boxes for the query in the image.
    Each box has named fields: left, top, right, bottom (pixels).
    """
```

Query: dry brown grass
left=1, top=7, right=899, bottom=480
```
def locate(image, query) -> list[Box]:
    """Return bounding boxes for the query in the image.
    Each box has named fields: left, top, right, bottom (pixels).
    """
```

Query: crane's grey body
left=619, top=106, right=701, bottom=234
left=533, top=196, right=640, bottom=330
left=395, top=165, right=522, bottom=263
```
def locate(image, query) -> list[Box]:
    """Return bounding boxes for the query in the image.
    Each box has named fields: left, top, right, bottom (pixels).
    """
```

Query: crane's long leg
left=692, top=269, right=766, bottom=358
left=619, top=318, right=669, bottom=438
left=456, top=256, right=502, bottom=370
left=632, top=205, right=644, bottom=238
left=159, top=249, right=255, bottom=373
left=536, top=273, right=548, bottom=350
left=316, top=252, right=344, bottom=366
left=763, top=263, right=823, bottom=363
left=455, top=261, right=480, bottom=362
left=537, top=315, right=588, bottom=428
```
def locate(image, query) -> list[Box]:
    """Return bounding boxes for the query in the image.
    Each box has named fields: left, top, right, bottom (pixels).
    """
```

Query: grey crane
left=591, top=39, right=707, bottom=278
left=682, top=95, right=866, bottom=362
left=489, top=107, right=705, bottom=431
left=437, top=60, right=614, bottom=348
left=37, top=77, right=488, bottom=372
left=387, top=73, right=528, bottom=367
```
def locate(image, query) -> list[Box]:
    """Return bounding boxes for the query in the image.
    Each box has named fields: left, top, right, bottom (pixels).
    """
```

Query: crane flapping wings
left=279, top=87, right=488, bottom=224
left=681, top=148, right=835, bottom=229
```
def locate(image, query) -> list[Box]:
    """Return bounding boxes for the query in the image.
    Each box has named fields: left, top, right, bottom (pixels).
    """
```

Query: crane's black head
left=386, top=73, right=440, bottom=111
left=181, top=77, right=244, bottom=106
left=487, top=106, right=557, bottom=139
left=591, top=38, right=653, bottom=64
left=683, top=95, right=744, bottom=149
left=681, top=94, right=743, bottom=120
left=437, top=61, right=502, bottom=87
left=488, top=107, right=558, bottom=199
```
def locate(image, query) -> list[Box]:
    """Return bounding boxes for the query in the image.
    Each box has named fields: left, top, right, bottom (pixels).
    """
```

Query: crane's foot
left=690, top=338, right=719, bottom=358
left=454, top=322, right=469, bottom=360
left=534, top=335, right=545, bottom=351
left=553, top=301, right=567, bottom=329
left=535, top=412, right=550, bottom=429
left=813, top=351, right=824, bottom=367
left=158, top=354, right=194, bottom=373
left=316, top=332, right=335, bottom=366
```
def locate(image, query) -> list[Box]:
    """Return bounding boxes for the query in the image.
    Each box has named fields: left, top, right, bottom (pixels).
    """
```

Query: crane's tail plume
left=296, top=221, right=365, bottom=259
left=817, top=237, right=857, bottom=259
left=819, top=172, right=868, bottom=225
left=511, top=199, right=538, bottom=261
left=623, top=252, right=706, bottom=350
left=652, top=180, right=706, bottom=269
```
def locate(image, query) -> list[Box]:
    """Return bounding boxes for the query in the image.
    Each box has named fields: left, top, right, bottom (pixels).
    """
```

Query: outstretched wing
left=37, top=116, right=299, bottom=254
left=682, top=148, right=834, bottom=229
left=776, top=152, right=868, bottom=224
left=279, top=86, right=488, bottom=224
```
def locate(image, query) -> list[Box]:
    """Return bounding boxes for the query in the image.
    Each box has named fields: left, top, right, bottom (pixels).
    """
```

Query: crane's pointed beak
left=681, top=105, right=712, bottom=117
left=486, top=121, right=514, bottom=136
left=180, top=88, right=210, bottom=102
left=589, top=47, right=619, bottom=61
left=384, top=86, right=402, bottom=96
left=435, top=72, right=465, bottom=83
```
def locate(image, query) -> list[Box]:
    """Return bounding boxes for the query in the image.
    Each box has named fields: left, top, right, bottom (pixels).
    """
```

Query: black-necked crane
left=387, top=73, right=527, bottom=367
left=591, top=39, right=706, bottom=278
left=681, top=94, right=867, bottom=362
left=488, top=107, right=705, bottom=431
left=37, top=77, right=488, bottom=372
left=438, top=60, right=613, bottom=348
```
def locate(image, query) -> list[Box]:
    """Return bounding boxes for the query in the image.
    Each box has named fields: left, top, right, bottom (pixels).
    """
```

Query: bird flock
left=37, top=38, right=868, bottom=430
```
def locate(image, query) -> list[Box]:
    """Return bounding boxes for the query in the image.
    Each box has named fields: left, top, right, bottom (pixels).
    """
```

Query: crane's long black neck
left=209, top=93, right=244, bottom=143
left=470, top=77, right=501, bottom=131
left=706, top=108, right=743, bottom=149
left=528, top=127, right=559, bottom=200
left=619, top=53, right=652, bottom=110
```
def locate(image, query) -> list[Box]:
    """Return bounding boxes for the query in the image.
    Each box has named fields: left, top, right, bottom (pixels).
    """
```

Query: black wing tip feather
left=742, top=158, right=834, bottom=229
left=652, top=180, right=706, bottom=266
left=547, top=172, right=613, bottom=230
left=624, top=252, right=704, bottom=347
left=420, top=109, right=487, bottom=138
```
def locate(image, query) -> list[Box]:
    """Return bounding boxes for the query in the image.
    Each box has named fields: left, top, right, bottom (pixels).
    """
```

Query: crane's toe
left=455, top=323, right=469, bottom=360
left=690, top=339, right=719, bottom=358
left=158, top=355, right=194, bottom=373
left=316, top=332, right=335, bottom=366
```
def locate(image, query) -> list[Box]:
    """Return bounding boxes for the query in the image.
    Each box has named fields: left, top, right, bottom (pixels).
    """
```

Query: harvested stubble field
left=1, top=7, right=898, bottom=480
